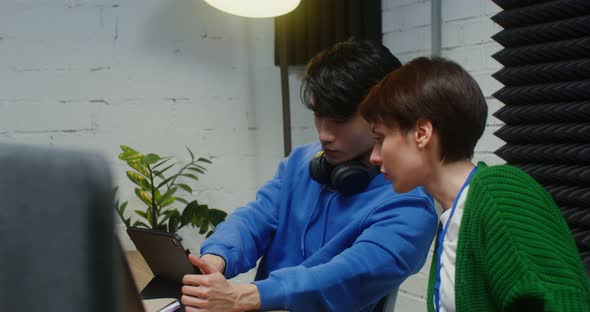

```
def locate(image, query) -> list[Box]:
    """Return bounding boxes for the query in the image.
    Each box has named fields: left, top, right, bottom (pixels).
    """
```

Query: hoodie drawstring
left=300, top=186, right=338, bottom=257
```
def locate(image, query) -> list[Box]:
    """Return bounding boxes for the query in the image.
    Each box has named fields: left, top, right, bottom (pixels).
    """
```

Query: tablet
left=127, top=227, right=199, bottom=284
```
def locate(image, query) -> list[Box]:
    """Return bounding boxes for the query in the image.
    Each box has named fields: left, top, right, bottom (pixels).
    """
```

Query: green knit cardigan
left=426, top=163, right=590, bottom=311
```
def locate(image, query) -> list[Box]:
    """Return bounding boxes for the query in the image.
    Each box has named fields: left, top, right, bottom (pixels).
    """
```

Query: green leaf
left=181, top=173, right=199, bottom=181
left=154, top=163, right=175, bottom=178
left=115, top=201, right=130, bottom=227
left=180, top=201, right=197, bottom=227
left=168, top=213, right=181, bottom=233
left=132, top=220, right=150, bottom=228
left=119, top=146, right=143, bottom=161
left=176, top=183, right=193, bottom=193
left=157, top=187, right=177, bottom=205
left=191, top=215, right=204, bottom=227
left=206, top=230, right=214, bottom=238
left=208, top=209, right=227, bottom=227
left=195, top=204, right=209, bottom=218
left=160, top=196, right=176, bottom=207
left=152, top=156, right=173, bottom=170
left=153, top=189, right=163, bottom=203
left=120, top=145, right=139, bottom=154
left=134, top=210, right=147, bottom=219
left=191, top=164, right=208, bottom=171
left=197, top=157, right=212, bottom=164
left=134, top=188, right=153, bottom=208
left=141, top=153, right=161, bottom=165
left=176, top=197, right=189, bottom=205
left=181, top=201, right=207, bottom=227
left=160, top=210, right=180, bottom=229
left=127, top=171, right=151, bottom=191
left=197, top=218, right=209, bottom=234
left=186, top=146, right=195, bottom=161
left=158, top=213, right=171, bottom=224
left=191, top=204, right=210, bottom=234
left=128, top=161, right=150, bottom=178
left=145, top=207, right=154, bottom=225
left=187, top=167, right=205, bottom=174
left=119, top=152, right=143, bottom=162
left=161, top=209, right=179, bottom=218
left=156, top=175, right=176, bottom=190
left=169, top=210, right=181, bottom=217
left=118, top=201, right=128, bottom=215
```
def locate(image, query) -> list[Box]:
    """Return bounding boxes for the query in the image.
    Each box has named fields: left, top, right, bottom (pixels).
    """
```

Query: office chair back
left=0, top=144, right=117, bottom=312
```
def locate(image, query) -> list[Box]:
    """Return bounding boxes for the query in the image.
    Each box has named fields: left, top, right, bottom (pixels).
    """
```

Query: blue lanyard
left=433, top=166, right=477, bottom=312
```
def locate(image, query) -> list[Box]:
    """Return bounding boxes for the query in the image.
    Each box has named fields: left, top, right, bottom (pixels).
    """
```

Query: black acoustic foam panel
left=492, top=0, right=590, bottom=28
left=492, top=16, right=590, bottom=47
left=514, top=164, right=590, bottom=185
left=494, top=101, right=590, bottom=123
left=495, top=123, right=590, bottom=143
left=491, top=0, right=590, bottom=275
left=493, top=37, right=590, bottom=66
left=493, top=59, right=590, bottom=85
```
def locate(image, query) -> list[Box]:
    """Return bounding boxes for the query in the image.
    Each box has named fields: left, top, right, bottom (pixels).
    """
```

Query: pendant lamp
left=203, top=0, right=301, bottom=18
left=203, top=0, right=297, bottom=156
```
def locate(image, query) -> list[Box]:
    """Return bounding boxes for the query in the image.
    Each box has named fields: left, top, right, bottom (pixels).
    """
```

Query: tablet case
left=119, top=236, right=182, bottom=311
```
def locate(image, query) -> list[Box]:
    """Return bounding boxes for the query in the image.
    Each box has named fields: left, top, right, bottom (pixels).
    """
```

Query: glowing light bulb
left=203, top=0, right=301, bottom=18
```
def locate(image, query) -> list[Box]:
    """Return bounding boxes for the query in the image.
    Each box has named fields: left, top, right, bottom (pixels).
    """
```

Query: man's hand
left=200, top=254, right=226, bottom=274
left=182, top=254, right=261, bottom=312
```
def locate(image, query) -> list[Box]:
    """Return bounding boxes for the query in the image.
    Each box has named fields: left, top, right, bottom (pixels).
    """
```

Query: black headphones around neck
left=309, top=151, right=379, bottom=195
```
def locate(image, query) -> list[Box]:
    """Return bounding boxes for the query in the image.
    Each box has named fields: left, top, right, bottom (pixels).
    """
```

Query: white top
left=437, top=185, right=470, bottom=312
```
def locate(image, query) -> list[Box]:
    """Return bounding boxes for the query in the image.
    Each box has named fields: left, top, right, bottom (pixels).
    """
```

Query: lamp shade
left=203, top=0, right=301, bottom=18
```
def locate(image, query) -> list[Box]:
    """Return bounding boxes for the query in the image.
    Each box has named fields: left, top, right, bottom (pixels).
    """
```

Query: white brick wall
left=0, top=0, right=315, bottom=237
left=382, top=0, right=504, bottom=310
left=0, top=0, right=315, bottom=285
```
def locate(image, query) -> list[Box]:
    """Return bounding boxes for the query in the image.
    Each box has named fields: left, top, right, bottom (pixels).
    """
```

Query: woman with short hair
left=360, top=57, right=590, bottom=312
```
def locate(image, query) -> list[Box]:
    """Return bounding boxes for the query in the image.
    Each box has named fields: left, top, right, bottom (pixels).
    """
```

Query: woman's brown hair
left=360, top=57, right=488, bottom=162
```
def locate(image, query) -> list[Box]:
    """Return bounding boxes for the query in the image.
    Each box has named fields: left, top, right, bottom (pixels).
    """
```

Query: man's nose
left=369, top=144, right=382, bottom=166
left=317, top=122, right=335, bottom=144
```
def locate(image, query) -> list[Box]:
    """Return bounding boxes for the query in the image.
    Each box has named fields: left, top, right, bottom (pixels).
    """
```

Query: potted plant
left=114, top=145, right=226, bottom=237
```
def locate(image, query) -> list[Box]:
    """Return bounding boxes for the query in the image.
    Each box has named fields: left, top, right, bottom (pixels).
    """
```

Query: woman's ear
left=414, top=119, right=433, bottom=149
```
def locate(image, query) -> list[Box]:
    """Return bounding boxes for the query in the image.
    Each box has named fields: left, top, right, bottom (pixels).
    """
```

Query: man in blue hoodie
left=181, top=40, right=438, bottom=312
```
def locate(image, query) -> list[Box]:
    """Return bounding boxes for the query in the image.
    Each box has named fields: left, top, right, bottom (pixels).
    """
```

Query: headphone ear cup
left=331, top=162, right=380, bottom=195
left=330, top=161, right=371, bottom=195
left=309, top=154, right=332, bottom=185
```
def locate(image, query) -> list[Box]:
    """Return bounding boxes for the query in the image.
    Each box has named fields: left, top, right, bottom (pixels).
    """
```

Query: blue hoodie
left=201, top=142, right=438, bottom=311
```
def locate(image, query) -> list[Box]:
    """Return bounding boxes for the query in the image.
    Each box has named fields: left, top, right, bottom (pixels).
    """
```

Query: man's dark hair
left=301, top=39, right=401, bottom=118
left=360, top=57, right=488, bottom=162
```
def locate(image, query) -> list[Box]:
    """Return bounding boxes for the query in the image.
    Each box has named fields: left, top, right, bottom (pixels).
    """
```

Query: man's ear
left=414, top=119, right=433, bottom=149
